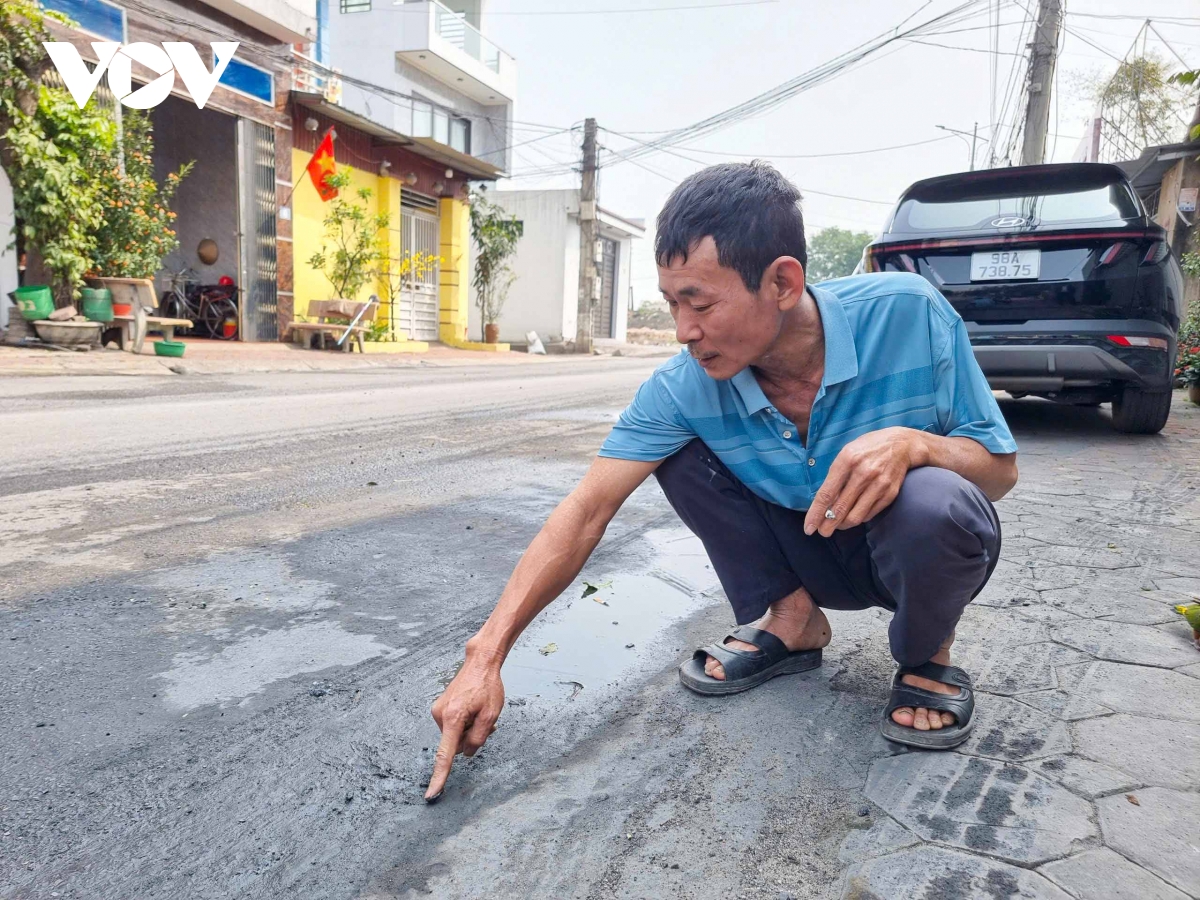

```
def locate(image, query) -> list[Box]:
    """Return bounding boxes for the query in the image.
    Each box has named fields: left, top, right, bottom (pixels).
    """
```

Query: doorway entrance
left=395, top=192, right=440, bottom=342
left=591, top=237, right=618, bottom=340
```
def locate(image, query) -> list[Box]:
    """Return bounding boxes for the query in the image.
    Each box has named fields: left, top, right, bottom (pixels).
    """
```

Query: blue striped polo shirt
left=598, top=271, right=1017, bottom=510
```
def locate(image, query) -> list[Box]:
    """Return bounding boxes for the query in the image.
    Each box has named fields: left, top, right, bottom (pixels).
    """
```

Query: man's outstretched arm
left=425, top=455, right=661, bottom=801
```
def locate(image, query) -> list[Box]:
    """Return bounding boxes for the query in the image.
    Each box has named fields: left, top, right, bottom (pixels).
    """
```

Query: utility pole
left=1019, top=0, right=1062, bottom=166
left=575, top=117, right=598, bottom=353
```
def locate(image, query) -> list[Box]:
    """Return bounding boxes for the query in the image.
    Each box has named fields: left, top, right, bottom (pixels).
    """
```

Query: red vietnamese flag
left=306, top=129, right=338, bottom=201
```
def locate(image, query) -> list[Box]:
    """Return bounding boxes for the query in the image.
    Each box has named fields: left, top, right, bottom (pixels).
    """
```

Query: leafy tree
left=0, top=0, right=63, bottom=162
left=2, top=3, right=116, bottom=302
left=306, top=170, right=390, bottom=300
left=91, top=111, right=193, bottom=278
left=469, top=187, right=523, bottom=341
left=805, top=226, right=874, bottom=283
left=6, top=87, right=114, bottom=302
left=376, top=248, right=441, bottom=340
left=1169, top=69, right=1200, bottom=140
left=1073, top=55, right=1196, bottom=151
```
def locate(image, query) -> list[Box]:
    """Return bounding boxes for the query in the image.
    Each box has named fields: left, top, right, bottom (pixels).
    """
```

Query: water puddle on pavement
left=157, top=621, right=397, bottom=709
left=500, top=528, right=720, bottom=703
left=141, top=550, right=339, bottom=615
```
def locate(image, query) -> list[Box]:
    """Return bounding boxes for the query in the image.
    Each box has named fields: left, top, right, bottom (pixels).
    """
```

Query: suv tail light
left=1107, top=335, right=1169, bottom=350
left=1141, top=241, right=1169, bottom=266
left=864, top=245, right=883, bottom=273
left=863, top=246, right=916, bottom=274
left=1097, top=242, right=1128, bottom=266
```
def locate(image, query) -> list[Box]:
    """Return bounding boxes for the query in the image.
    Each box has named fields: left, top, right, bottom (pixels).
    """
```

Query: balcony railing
left=293, top=54, right=480, bottom=158
left=293, top=51, right=343, bottom=104
left=430, top=0, right=502, bottom=74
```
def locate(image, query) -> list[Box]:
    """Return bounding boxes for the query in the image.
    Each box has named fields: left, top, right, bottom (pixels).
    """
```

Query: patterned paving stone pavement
left=839, top=396, right=1200, bottom=899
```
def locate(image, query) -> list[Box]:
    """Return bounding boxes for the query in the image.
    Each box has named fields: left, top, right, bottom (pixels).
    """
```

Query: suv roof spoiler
left=902, top=163, right=1132, bottom=202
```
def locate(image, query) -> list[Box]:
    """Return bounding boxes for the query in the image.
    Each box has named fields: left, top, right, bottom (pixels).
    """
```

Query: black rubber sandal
left=678, top=625, right=822, bottom=696
left=880, top=661, right=975, bottom=750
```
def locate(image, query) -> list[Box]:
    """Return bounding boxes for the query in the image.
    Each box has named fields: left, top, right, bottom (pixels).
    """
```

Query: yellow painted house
left=288, top=100, right=507, bottom=353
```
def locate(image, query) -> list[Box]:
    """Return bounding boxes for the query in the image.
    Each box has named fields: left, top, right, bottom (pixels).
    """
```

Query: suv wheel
left=1111, top=387, right=1172, bottom=434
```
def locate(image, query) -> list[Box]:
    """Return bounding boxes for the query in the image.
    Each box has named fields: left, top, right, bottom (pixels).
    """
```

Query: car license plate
left=970, top=249, right=1041, bottom=281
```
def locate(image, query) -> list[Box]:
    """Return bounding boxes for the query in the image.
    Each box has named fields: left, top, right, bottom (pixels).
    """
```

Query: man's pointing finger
left=425, top=718, right=465, bottom=803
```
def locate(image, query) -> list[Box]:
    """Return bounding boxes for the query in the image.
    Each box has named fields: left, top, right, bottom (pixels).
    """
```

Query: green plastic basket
left=14, top=285, right=54, bottom=321
left=80, top=287, right=114, bottom=323
left=154, top=340, right=186, bottom=358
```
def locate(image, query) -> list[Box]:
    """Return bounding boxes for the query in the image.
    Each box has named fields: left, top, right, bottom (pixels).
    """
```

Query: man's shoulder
left=819, top=272, right=958, bottom=329
left=641, top=350, right=723, bottom=414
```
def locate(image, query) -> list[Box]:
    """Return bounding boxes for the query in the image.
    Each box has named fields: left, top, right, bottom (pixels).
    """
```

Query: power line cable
left=902, top=37, right=1025, bottom=55
left=375, top=0, right=779, bottom=14
left=612, top=0, right=1006, bottom=164
left=481, top=0, right=780, bottom=13
left=600, top=128, right=959, bottom=159
left=989, top=2, right=1034, bottom=165
left=1067, top=12, right=1200, bottom=25
left=597, top=133, right=897, bottom=204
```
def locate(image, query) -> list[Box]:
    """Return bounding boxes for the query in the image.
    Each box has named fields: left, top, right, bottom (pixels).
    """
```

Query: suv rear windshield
left=890, top=170, right=1141, bottom=234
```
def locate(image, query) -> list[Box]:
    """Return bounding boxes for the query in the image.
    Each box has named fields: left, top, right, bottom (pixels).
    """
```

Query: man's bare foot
left=889, top=633, right=960, bottom=732
left=703, top=587, right=831, bottom=681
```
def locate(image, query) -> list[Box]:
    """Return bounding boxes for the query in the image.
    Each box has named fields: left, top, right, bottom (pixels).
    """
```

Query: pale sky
left=478, top=0, right=1200, bottom=304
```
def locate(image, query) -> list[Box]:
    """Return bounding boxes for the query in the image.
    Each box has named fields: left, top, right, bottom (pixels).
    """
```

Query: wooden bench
left=288, top=299, right=377, bottom=353
left=109, top=313, right=193, bottom=353
left=90, top=277, right=190, bottom=353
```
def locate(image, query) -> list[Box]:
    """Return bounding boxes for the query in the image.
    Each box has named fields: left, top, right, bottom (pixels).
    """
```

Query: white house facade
left=469, top=189, right=645, bottom=346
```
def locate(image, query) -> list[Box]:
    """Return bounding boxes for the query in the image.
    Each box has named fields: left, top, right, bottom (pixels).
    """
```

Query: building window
left=40, top=0, right=126, bottom=42
left=218, top=55, right=275, bottom=105
left=450, top=117, right=471, bottom=155
left=340, top=0, right=371, bottom=11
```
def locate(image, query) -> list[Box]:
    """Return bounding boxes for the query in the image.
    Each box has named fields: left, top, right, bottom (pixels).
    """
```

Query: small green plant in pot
left=1177, top=339, right=1200, bottom=404
left=5, top=86, right=113, bottom=305
left=1176, top=263, right=1200, bottom=404
left=90, top=110, right=193, bottom=279
left=469, top=187, right=523, bottom=343
left=374, top=248, right=441, bottom=340
left=306, top=171, right=389, bottom=303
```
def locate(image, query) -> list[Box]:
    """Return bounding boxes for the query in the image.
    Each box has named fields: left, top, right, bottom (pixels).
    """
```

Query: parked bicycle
left=160, top=267, right=239, bottom=339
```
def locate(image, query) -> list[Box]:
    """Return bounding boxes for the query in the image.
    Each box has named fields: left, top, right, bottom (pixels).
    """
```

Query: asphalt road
left=2, top=361, right=1199, bottom=900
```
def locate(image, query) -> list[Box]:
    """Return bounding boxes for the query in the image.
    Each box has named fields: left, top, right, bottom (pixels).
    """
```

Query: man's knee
left=874, top=467, right=999, bottom=559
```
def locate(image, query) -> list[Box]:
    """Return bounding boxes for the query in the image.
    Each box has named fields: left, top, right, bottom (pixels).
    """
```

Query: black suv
left=863, top=163, right=1184, bottom=434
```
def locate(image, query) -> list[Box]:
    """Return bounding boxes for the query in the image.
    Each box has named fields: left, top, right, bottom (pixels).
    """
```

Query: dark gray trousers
left=653, top=439, right=1002, bottom=667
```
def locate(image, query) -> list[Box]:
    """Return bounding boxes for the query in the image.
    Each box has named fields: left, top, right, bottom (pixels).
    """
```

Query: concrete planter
left=1188, top=384, right=1200, bottom=405
left=33, top=319, right=103, bottom=346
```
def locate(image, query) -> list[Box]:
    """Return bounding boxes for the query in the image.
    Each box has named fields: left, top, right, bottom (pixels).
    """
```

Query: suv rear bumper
left=965, top=318, right=1176, bottom=393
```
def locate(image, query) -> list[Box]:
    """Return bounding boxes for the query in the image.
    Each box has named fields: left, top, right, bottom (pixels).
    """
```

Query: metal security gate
left=396, top=194, right=440, bottom=342
left=236, top=119, right=278, bottom=341
left=592, top=237, right=618, bottom=340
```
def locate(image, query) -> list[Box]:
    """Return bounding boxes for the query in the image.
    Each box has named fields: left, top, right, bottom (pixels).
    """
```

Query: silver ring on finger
left=824, top=509, right=837, bottom=520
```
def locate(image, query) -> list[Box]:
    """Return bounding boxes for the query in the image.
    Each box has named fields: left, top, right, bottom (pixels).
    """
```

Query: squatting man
left=425, top=161, right=1018, bottom=802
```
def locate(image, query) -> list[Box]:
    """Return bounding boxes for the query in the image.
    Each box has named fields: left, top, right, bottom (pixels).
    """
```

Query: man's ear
left=768, top=256, right=806, bottom=311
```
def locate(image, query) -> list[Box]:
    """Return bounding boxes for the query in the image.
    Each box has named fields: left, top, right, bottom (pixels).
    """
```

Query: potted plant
left=376, top=247, right=442, bottom=341
left=306, top=171, right=390, bottom=307
left=88, top=110, right=192, bottom=313
left=469, top=187, right=522, bottom=343
left=4, top=74, right=112, bottom=308
left=1178, top=254, right=1200, bottom=404
left=1177, top=342, right=1200, bottom=405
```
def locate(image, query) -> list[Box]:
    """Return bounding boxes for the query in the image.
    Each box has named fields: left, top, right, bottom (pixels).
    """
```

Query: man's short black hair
left=655, top=161, right=806, bottom=292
